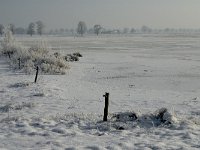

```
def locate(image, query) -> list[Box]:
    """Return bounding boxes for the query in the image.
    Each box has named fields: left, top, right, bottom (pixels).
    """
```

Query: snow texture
left=0, top=33, right=200, bottom=149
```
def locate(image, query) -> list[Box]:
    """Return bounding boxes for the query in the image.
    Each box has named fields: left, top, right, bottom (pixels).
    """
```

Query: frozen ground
left=0, top=34, right=200, bottom=149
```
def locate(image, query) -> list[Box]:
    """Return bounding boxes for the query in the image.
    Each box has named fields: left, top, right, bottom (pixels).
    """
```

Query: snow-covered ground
left=0, top=34, right=200, bottom=149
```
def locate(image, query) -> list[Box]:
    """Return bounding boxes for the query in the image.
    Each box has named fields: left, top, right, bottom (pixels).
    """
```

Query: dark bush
left=64, top=54, right=79, bottom=62
left=73, top=52, right=82, bottom=57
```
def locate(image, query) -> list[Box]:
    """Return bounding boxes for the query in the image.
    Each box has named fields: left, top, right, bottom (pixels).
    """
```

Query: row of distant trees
left=0, top=21, right=45, bottom=36
left=1, top=21, right=200, bottom=37
left=48, top=22, right=102, bottom=36
left=0, top=21, right=100, bottom=36
left=76, top=23, right=200, bottom=36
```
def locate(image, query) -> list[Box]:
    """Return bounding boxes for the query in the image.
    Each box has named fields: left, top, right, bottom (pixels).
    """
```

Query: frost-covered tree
left=59, top=28, right=65, bottom=34
left=0, top=28, right=19, bottom=58
left=27, top=22, right=35, bottom=36
left=0, top=24, right=4, bottom=36
left=77, top=21, right=87, bottom=36
left=123, top=28, right=129, bottom=34
left=130, top=28, right=136, bottom=33
left=65, top=28, right=69, bottom=33
left=94, top=24, right=102, bottom=36
left=54, top=29, right=59, bottom=34
left=36, top=20, right=45, bottom=36
left=141, top=25, right=152, bottom=33
left=70, top=29, right=74, bottom=34
left=9, top=24, right=15, bottom=34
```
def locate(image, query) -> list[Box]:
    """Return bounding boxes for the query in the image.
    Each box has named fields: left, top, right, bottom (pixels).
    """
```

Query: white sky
left=0, top=0, right=200, bottom=29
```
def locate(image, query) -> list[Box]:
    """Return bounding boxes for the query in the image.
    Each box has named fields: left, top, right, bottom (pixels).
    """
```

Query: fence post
left=7, top=52, right=11, bottom=59
left=103, top=92, right=109, bottom=121
left=34, top=66, right=39, bottom=83
left=18, top=58, right=21, bottom=69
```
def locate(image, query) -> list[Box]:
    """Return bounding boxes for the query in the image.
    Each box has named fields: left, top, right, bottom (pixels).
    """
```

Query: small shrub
left=73, top=52, right=82, bottom=57
left=64, top=54, right=79, bottom=62
left=54, top=52, right=61, bottom=58
left=0, top=29, right=23, bottom=58
left=154, top=107, right=168, bottom=123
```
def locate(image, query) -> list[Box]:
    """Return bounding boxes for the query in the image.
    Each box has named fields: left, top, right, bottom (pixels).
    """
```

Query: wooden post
left=34, top=66, right=39, bottom=83
left=103, top=92, right=109, bottom=121
left=18, top=58, right=21, bottom=69
left=7, top=52, right=11, bottom=59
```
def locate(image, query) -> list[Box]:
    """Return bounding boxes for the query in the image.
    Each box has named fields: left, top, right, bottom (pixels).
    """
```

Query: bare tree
left=0, top=24, right=4, bottom=36
left=36, top=20, right=45, bottom=36
left=27, top=22, right=35, bottom=36
left=94, top=24, right=102, bottom=36
left=77, top=21, right=87, bottom=36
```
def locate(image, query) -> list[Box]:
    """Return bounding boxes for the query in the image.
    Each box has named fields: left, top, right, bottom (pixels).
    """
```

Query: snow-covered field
left=1, top=34, right=200, bottom=149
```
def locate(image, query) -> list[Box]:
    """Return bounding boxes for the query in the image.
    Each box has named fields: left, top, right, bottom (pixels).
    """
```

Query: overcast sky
left=0, top=0, right=200, bottom=29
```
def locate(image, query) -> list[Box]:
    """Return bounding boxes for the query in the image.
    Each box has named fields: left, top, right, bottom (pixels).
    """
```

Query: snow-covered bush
left=0, top=29, right=69, bottom=74
left=0, top=29, right=23, bottom=58
left=73, top=52, right=82, bottom=57
left=64, top=52, right=82, bottom=62
left=39, top=56, right=68, bottom=74
left=64, top=54, right=79, bottom=62
left=54, top=52, right=61, bottom=58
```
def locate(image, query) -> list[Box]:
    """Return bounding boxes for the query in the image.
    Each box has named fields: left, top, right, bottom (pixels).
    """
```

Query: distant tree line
left=0, top=20, right=45, bottom=36
left=1, top=21, right=200, bottom=37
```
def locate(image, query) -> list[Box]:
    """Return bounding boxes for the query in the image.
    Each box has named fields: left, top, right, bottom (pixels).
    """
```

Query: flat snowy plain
left=0, top=33, right=200, bottom=149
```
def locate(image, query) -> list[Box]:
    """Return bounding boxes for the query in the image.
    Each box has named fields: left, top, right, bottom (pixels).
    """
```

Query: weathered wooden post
left=103, top=92, right=109, bottom=121
left=18, top=58, right=21, bottom=69
left=7, top=52, right=11, bottom=59
left=34, top=66, right=39, bottom=83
